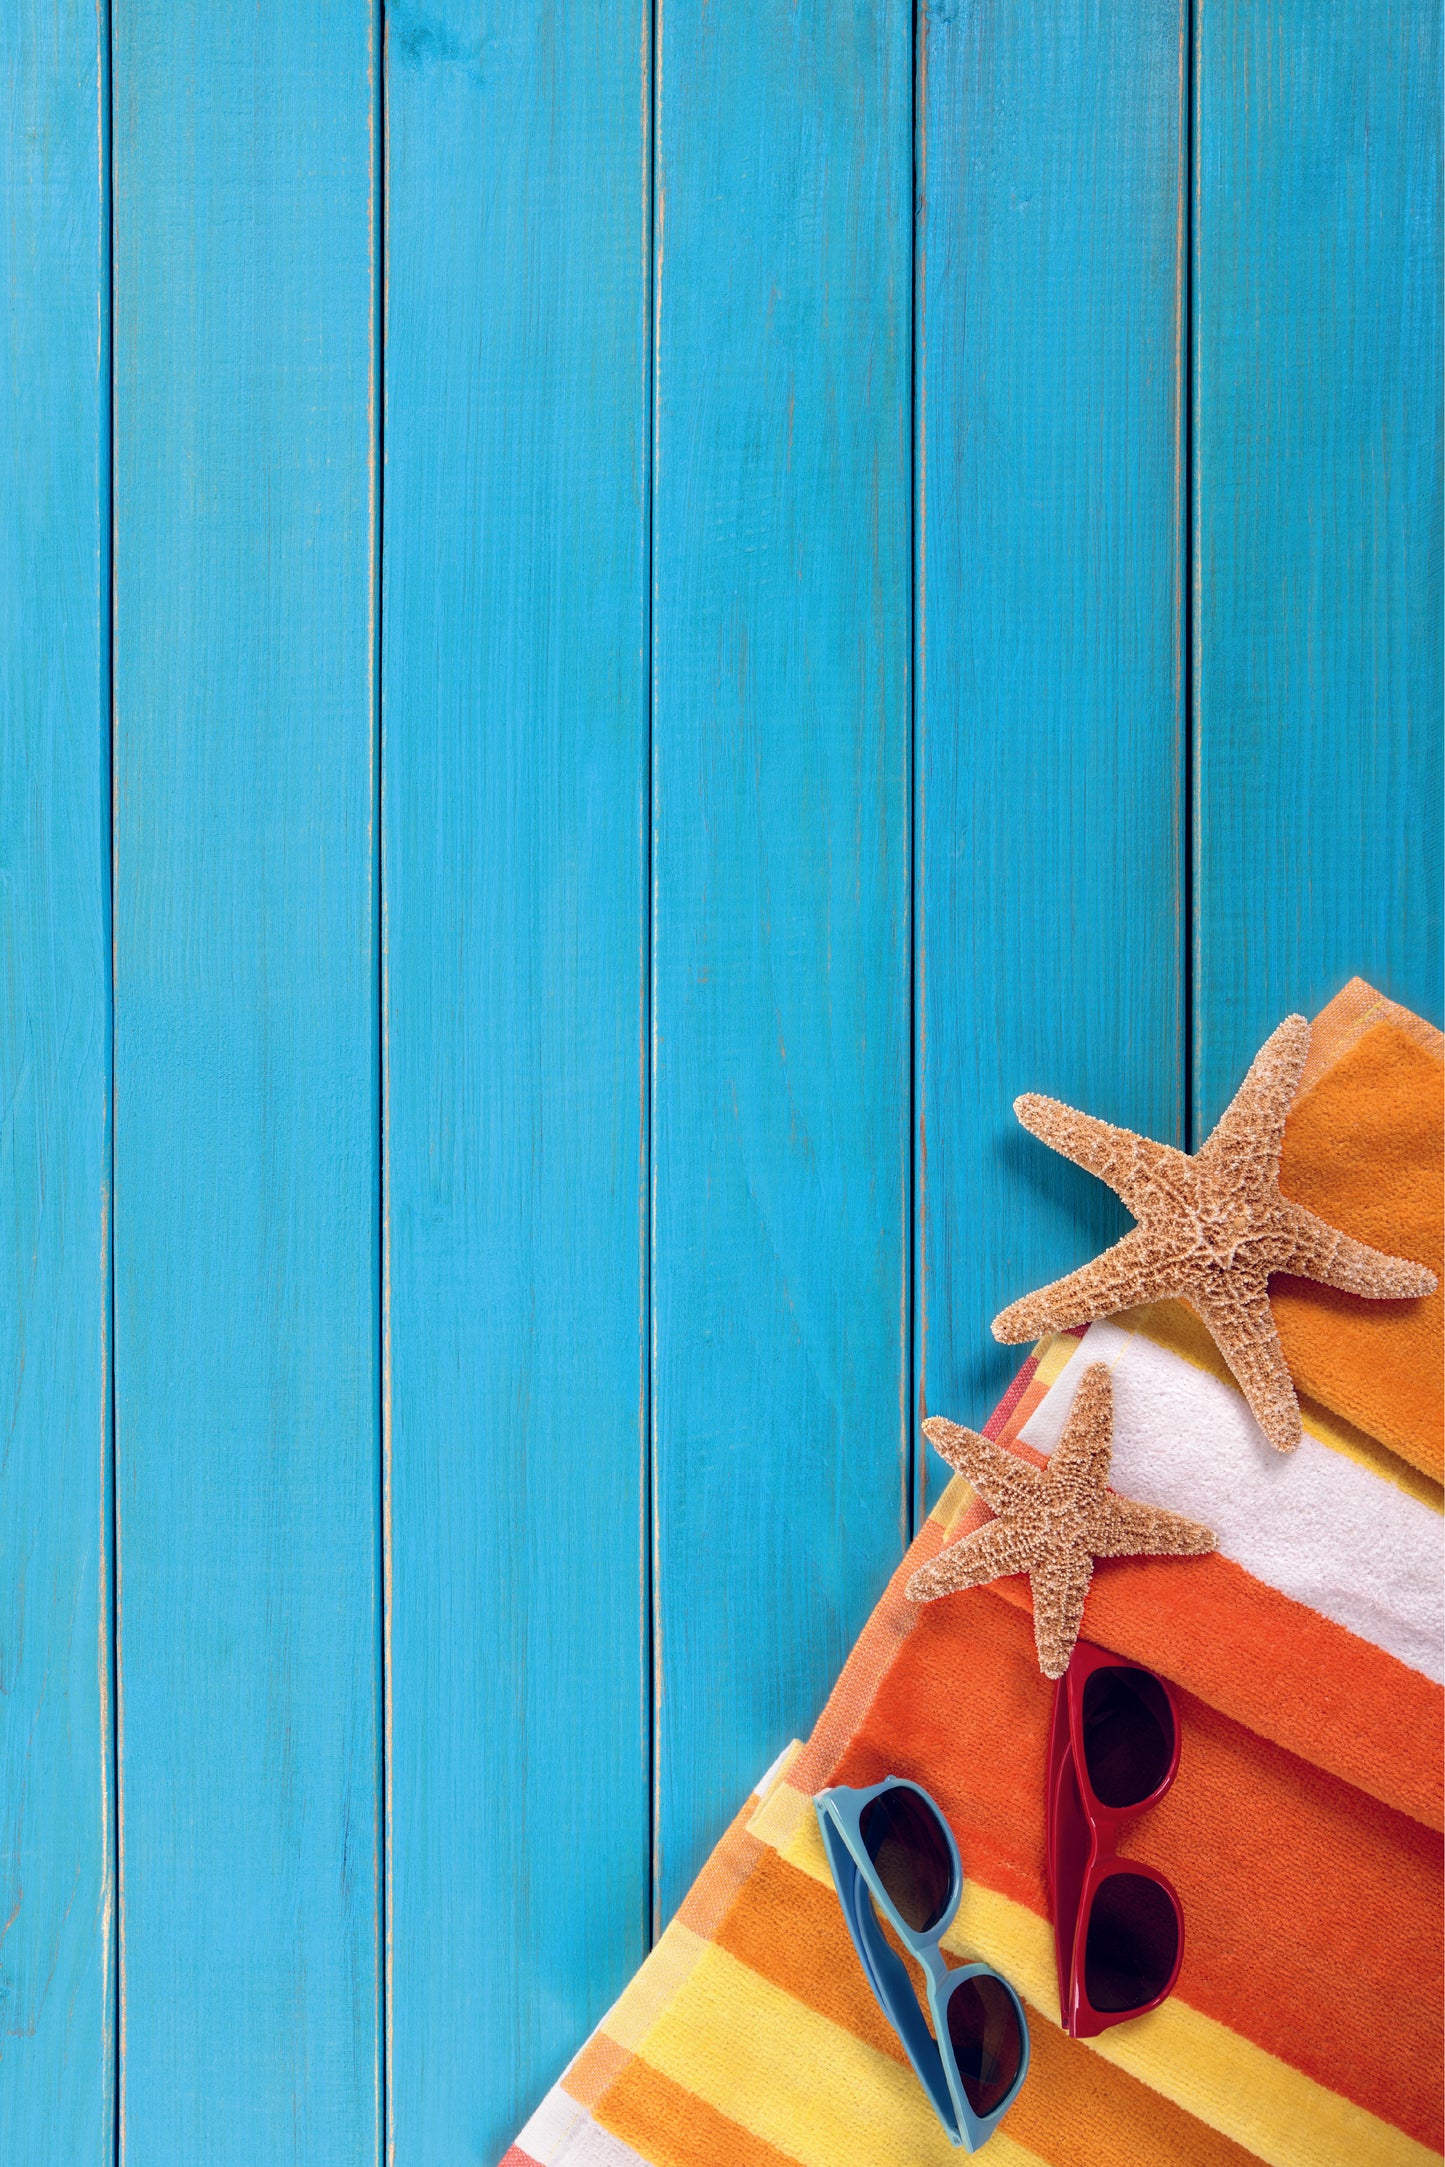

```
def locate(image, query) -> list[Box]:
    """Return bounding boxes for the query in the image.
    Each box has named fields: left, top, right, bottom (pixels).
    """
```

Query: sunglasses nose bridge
left=1082, top=1786, right=1159, bottom=1848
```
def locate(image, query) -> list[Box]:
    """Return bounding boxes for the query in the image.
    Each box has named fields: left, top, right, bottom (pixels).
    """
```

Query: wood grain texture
left=111, top=5, right=381, bottom=2158
left=383, top=3, right=650, bottom=2156
left=0, top=7, right=114, bottom=2158
left=4, top=3, right=1442, bottom=2147
left=1193, top=0, right=1444, bottom=1132
left=916, top=0, right=1188, bottom=1503
left=651, top=0, right=912, bottom=1924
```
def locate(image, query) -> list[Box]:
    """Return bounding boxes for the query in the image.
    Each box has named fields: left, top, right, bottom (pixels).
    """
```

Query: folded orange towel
left=1274, top=980, right=1445, bottom=1481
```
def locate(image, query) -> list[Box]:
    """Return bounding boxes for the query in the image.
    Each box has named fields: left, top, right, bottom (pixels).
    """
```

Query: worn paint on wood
left=111, top=4, right=381, bottom=2157
left=651, top=0, right=913, bottom=1924
left=383, top=2, right=651, bottom=2157
left=0, top=6, right=113, bottom=2158
left=1193, top=0, right=1444, bottom=1131
left=916, top=0, right=1189, bottom=1503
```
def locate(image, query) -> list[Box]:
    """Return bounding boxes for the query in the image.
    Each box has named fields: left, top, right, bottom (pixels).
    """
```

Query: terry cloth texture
left=1273, top=982, right=1445, bottom=1482
left=506, top=984, right=1445, bottom=2167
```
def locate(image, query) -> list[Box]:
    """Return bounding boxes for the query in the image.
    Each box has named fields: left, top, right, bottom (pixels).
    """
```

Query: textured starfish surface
left=992, top=1015, right=1438, bottom=1453
left=906, top=1365, right=1217, bottom=1678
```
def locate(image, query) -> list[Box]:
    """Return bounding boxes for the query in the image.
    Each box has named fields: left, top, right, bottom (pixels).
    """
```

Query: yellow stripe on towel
left=600, top=1920, right=711, bottom=2052
left=629, top=1937, right=1050, bottom=2167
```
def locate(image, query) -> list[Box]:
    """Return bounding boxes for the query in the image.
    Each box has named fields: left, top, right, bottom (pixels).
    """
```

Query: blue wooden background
left=1, top=2, right=1439, bottom=2160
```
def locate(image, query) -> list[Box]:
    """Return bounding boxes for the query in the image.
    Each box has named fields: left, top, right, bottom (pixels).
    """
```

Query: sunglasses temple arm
left=836, top=1862, right=961, bottom=2139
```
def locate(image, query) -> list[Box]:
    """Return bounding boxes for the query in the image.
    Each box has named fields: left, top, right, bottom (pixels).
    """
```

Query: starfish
left=906, top=1365, right=1216, bottom=1678
left=992, top=1015, right=1437, bottom=1453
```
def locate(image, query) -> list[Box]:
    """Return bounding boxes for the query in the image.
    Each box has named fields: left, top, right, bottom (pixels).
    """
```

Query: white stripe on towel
left=512, top=2079, right=650, bottom=2167
left=1019, top=1322, right=1445, bottom=1682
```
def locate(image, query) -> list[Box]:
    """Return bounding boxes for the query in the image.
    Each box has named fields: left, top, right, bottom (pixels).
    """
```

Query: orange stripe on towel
left=596, top=2055, right=801, bottom=2167
left=989, top=1550, right=1445, bottom=1836
left=1275, top=1012, right=1444, bottom=1484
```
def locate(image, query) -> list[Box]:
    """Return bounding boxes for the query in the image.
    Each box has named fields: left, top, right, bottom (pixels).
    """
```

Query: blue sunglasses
left=815, top=1777, right=1030, bottom=2150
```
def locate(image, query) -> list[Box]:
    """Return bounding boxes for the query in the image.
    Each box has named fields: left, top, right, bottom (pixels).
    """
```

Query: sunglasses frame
left=815, top=1777, right=1030, bottom=2150
left=1046, top=1641, right=1186, bottom=2040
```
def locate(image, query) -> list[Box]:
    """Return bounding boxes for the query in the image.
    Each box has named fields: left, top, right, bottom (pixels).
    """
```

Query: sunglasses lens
left=946, top=1973, right=1024, bottom=2119
left=1081, top=1665, right=1175, bottom=1808
left=857, top=1786, right=955, bottom=1933
left=1083, top=1871, right=1180, bottom=2013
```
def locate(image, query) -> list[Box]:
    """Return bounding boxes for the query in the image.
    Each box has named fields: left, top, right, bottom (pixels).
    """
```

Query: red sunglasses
left=1046, top=1641, right=1186, bottom=2040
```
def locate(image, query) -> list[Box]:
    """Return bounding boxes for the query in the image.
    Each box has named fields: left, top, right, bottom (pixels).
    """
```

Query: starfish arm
left=1013, top=1094, right=1182, bottom=1214
left=906, top=1517, right=1038, bottom=1604
left=1188, top=1281, right=1302, bottom=1451
left=1197, top=1014, right=1310, bottom=1182
left=922, top=1417, right=1043, bottom=1518
left=1089, top=1492, right=1218, bottom=1560
left=1027, top=1542, right=1095, bottom=1680
left=1047, top=1363, right=1116, bottom=1493
left=992, top=1228, right=1159, bottom=1343
left=1275, top=1199, right=1439, bottom=1301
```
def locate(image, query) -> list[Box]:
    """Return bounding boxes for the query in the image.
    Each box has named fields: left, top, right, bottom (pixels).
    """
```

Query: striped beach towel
left=507, top=981, right=1444, bottom=2167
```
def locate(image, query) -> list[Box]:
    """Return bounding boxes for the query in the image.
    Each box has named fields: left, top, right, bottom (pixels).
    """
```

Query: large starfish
left=992, top=1015, right=1437, bottom=1452
left=907, top=1365, right=1215, bottom=1677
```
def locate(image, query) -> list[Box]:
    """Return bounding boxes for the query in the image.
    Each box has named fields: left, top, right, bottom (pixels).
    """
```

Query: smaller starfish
left=992, top=1015, right=1437, bottom=1452
left=907, top=1365, right=1216, bottom=1678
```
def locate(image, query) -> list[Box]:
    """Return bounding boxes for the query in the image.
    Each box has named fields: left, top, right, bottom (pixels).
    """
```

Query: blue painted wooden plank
left=383, top=5, right=650, bottom=2156
left=652, top=0, right=912, bottom=1923
left=111, top=6, right=381, bottom=2158
left=0, top=8, right=114, bottom=2158
left=916, top=0, right=1188, bottom=1504
left=1194, top=0, right=1443, bottom=1129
